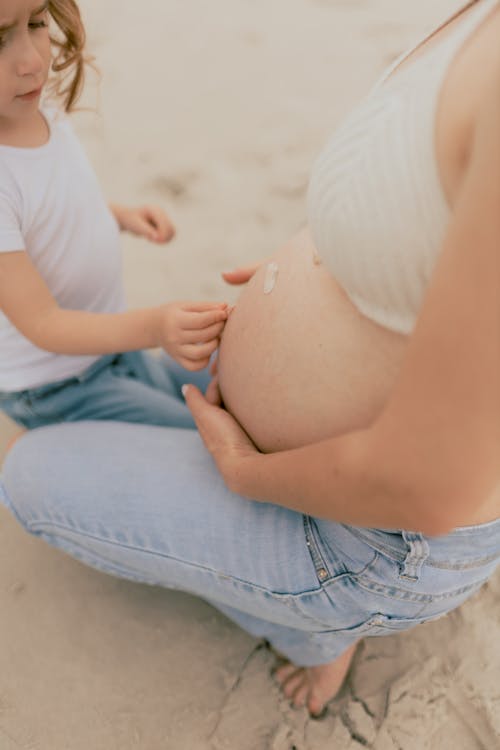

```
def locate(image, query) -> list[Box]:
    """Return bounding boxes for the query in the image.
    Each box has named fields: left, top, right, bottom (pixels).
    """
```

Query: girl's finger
left=181, top=307, right=228, bottom=329
left=179, top=357, right=211, bottom=372
left=182, top=301, right=228, bottom=314
left=180, top=339, right=219, bottom=362
left=181, top=321, right=225, bottom=344
left=129, top=214, right=158, bottom=240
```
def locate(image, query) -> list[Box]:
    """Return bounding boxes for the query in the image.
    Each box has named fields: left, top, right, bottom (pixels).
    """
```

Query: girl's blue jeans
left=0, top=351, right=200, bottom=429
left=1, top=357, right=499, bottom=667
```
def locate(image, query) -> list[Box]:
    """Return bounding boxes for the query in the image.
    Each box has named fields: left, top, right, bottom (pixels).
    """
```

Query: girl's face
left=0, top=0, right=51, bottom=127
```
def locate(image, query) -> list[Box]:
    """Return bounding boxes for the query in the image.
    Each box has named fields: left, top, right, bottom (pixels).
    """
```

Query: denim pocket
left=307, top=609, right=434, bottom=646
left=1, top=378, right=83, bottom=427
left=299, top=517, right=498, bottom=634
left=308, top=614, right=383, bottom=641
left=354, top=548, right=492, bottom=605
left=109, top=353, right=137, bottom=379
left=410, top=578, right=488, bottom=623
left=1, top=392, right=38, bottom=428
left=20, top=388, right=69, bottom=427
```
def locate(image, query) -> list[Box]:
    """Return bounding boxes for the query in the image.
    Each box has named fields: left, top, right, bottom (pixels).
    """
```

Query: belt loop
left=399, top=531, right=430, bottom=582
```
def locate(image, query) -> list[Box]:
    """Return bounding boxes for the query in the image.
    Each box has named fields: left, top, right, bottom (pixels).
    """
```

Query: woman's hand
left=205, top=356, right=222, bottom=405
left=110, top=203, right=176, bottom=243
left=182, top=384, right=259, bottom=491
left=221, top=261, right=265, bottom=285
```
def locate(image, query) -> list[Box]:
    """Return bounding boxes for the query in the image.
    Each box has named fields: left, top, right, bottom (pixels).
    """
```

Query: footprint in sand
left=147, top=172, right=199, bottom=201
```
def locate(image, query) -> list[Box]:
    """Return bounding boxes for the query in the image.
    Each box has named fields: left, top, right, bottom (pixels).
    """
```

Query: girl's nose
left=16, top=37, right=44, bottom=78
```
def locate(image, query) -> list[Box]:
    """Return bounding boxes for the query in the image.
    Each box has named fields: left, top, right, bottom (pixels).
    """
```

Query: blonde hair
left=47, top=0, right=91, bottom=112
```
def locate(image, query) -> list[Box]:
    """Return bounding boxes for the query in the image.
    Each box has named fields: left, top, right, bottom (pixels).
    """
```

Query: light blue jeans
left=1, top=360, right=499, bottom=666
left=0, top=351, right=200, bottom=429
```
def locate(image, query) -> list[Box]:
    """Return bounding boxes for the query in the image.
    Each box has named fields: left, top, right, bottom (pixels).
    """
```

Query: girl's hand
left=111, top=203, right=176, bottom=243
left=158, top=302, right=228, bottom=371
left=183, top=384, right=258, bottom=488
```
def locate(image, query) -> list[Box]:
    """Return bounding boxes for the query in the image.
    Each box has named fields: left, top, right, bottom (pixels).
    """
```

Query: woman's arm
left=0, top=250, right=227, bottom=369
left=185, top=72, right=500, bottom=535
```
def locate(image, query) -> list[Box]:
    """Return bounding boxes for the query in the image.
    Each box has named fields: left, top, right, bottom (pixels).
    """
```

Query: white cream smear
left=263, top=262, right=279, bottom=294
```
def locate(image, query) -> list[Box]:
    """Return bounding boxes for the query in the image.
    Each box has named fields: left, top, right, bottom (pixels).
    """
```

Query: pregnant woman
left=2, top=0, right=499, bottom=716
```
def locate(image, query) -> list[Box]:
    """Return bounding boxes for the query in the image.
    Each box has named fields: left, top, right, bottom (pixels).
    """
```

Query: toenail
left=310, top=706, right=329, bottom=720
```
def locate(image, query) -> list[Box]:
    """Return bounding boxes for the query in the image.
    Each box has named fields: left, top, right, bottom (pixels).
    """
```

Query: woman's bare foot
left=273, top=643, right=358, bottom=716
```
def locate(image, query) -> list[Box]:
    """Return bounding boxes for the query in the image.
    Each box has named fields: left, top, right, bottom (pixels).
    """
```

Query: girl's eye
left=30, top=10, right=49, bottom=30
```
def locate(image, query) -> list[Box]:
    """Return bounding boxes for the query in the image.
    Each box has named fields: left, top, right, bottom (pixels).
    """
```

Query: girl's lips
left=17, top=87, right=42, bottom=101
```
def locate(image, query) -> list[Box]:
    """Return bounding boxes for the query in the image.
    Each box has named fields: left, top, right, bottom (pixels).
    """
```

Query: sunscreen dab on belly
left=263, top=262, right=279, bottom=294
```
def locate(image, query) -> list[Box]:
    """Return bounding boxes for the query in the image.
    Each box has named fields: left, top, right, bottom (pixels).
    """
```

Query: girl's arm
left=185, top=70, right=500, bottom=536
left=0, top=250, right=227, bottom=370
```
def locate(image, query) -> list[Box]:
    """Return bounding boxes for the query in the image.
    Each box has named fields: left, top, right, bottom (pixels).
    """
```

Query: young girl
left=0, top=0, right=228, bottom=429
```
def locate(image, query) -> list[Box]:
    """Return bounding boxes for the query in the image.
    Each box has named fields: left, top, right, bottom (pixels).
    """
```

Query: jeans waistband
left=316, top=517, right=500, bottom=568
left=0, top=354, right=118, bottom=401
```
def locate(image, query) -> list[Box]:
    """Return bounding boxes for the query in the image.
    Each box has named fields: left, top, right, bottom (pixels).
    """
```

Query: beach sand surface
left=1, top=1, right=499, bottom=747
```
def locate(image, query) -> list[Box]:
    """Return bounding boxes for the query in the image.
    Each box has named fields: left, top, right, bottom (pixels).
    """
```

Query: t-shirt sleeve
left=0, top=189, right=24, bottom=252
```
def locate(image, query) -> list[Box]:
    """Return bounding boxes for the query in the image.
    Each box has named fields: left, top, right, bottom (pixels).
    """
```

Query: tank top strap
left=371, top=0, right=499, bottom=91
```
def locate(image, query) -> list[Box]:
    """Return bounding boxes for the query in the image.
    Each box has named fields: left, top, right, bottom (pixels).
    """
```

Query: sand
left=1, top=0, right=499, bottom=747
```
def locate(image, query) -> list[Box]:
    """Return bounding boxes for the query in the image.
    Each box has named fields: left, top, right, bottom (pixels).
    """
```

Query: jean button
left=318, top=568, right=328, bottom=581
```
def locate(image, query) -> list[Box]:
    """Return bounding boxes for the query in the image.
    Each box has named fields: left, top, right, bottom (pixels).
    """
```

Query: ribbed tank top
left=307, top=0, right=498, bottom=334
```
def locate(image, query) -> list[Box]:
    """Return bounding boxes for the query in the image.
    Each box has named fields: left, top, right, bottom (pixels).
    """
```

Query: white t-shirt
left=0, top=106, right=126, bottom=391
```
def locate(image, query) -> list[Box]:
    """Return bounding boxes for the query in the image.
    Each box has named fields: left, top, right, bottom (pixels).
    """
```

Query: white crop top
left=307, top=0, right=498, bottom=334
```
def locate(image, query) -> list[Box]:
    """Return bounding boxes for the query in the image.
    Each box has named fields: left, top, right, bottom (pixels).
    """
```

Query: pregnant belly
left=218, top=229, right=408, bottom=453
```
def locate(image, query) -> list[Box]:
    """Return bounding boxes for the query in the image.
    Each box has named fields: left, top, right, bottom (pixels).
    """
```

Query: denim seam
left=0, top=483, right=31, bottom=526
left=303, top=516, right=331, bottom=580
left=347, top=526, right=500, bottom=571
left=17, top=394, right=37, bottom=419
left=28, top=520, right=323, bottom=601
left=25, top=393, right=66, bottom=424
left=436, top=519, right=500, bottom=536
left=346, top=527, right=407, bottom=562
left=44, top=525, right=334, bottom=629
left=354, top=572, right=486, bottom=603
left=39, top=533, right=162, bottom=585
left=304, top=517, right=380, bottom=583
left=2, top=355, right=117, bottom=402
left=399, top=532, right=430, bottom=582
left=426, top=553, right=500, bottom=570
left=309, top=614, right=386, bottom=637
